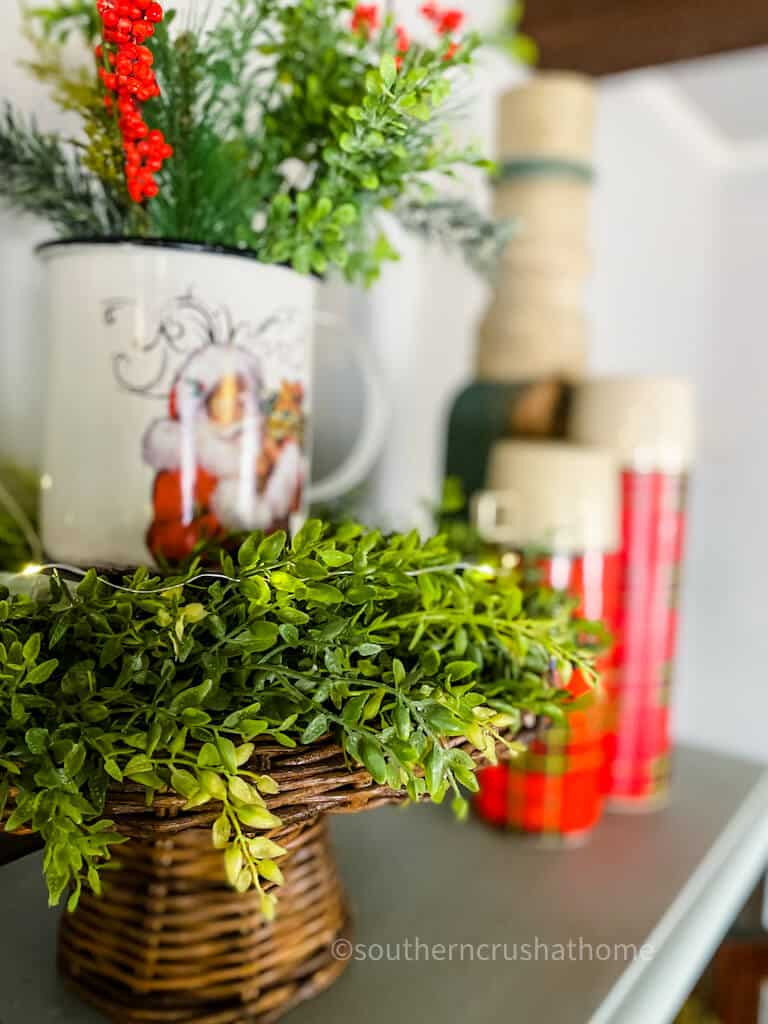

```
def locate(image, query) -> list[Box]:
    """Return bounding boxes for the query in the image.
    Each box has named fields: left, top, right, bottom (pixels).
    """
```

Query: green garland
left=0, top=520, right=597, bottom=917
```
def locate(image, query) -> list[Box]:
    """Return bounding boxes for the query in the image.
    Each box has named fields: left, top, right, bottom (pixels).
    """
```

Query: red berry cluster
left=420, top=3, right=464, bottom=33
left=420, top=2, right=464, bottom=57
left=351, top=5, right=410, bottom=69
left=95, top=0, right=172, bottom=203
left=351, top=3, right=379, bottom=34
left=350, top=2, right=463, bottom=71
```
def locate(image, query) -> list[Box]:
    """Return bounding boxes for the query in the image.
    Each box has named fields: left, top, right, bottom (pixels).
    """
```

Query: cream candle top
left=473, top=440, right=620, bottom=553
left=568, top=376, right=696, bottom=473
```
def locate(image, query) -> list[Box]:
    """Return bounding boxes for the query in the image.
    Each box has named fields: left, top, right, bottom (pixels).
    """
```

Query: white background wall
left=1, top=4, right=767, bottom=760
left=680, top=163, right=768, bottom=761
left=0, top=4, right=57, bottom=469
left=590, top=55, right=768, bottom=763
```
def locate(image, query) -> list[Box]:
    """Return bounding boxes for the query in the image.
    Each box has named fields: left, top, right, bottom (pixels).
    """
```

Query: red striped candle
left=570, top=377, right=695, bottom=810
left=601, top=470, right=688, bottom=805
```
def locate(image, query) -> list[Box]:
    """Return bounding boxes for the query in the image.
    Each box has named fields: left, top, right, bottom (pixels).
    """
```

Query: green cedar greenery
left=0, top=520, right=597, bottom=916
left=1, top=0, right=513, bottom=283
left=0, top=464, right=41, bottom=572
left=394, top=197, right=516, bottom=279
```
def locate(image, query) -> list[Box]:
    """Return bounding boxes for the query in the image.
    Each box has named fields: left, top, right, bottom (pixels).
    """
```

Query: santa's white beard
left=264, top=440, right=303, bottom=518
left=144, top=413, right=258, bottom=477
left=212, top=440, right=303, bottom=530
left=143, top=412, right=303, bottom=531
left=196, top=417, right=254, bottom=480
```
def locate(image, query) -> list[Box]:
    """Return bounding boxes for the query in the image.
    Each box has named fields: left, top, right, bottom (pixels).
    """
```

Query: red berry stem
left=95, top=0, right=173, bottom=203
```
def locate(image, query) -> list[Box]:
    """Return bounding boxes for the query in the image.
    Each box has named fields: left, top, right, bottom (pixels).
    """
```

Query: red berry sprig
left=95, top=0, right=172, bottom=203
left=420, top=3, right=465, bottom=58
left=351, top=3, right=379, bottom=35
left=349, top=3, right=462, bottom=72
left=421, top=2, right=463, bottom=30
left=395, top=24, right=410, bottom=68
left=351, top=4, right=410, bottom=70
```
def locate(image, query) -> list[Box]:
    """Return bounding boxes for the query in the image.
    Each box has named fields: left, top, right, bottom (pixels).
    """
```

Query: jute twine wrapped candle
left=476, top=72, right=596, bottom=387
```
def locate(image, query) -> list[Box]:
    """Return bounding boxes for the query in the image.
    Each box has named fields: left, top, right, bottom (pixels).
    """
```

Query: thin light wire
left=12, top=560, right=494, bottom=596
left=406, top=562, right=485, bottom=576
left=16, top=565, right=248, bottom=596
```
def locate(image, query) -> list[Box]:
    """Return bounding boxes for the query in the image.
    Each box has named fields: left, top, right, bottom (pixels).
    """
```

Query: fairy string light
left=11, top=559, right=497, bottom=597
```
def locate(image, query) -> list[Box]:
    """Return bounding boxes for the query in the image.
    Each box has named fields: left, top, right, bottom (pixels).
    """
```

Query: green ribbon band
left=496, top=157, right=595, bottom=185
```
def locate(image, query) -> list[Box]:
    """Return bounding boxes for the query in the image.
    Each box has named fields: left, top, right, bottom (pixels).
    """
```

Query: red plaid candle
left=472, top=442, right=620, bottom=842
left=475, top=550, right=620, bottom=840
left=570, top=377, right=695, bottom=810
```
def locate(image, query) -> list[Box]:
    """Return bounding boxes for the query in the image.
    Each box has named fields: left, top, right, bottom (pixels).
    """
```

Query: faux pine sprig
left=395, top=197, right=516, bottom=278
left=0, top=105, right=122, bottom=235
left=0, top=520, right=597, bottom=917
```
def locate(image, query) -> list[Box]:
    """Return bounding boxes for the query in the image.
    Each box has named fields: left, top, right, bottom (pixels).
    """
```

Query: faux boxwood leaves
left=0, top=521, right=596, bottom=916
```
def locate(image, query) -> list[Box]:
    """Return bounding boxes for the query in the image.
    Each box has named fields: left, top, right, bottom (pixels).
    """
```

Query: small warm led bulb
left=474, top=563, right=497, bottom=577
left=21, top=563, right=44, bottom=577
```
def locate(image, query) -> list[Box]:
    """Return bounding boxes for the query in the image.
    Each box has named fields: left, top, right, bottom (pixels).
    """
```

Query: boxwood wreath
left=0, top=520, right=599, bottom=919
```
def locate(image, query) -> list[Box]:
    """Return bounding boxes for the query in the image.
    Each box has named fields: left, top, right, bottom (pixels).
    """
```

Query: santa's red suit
left=142, top=345, right=304, bottom=561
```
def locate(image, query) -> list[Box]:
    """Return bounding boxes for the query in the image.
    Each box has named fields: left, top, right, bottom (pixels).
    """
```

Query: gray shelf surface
left=2, top=745, right=767, bottom=1024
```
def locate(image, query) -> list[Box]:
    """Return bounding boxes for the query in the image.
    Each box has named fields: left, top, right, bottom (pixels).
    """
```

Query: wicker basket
left=49, top=729, right=537, bottom=1023
left=60, top=818, right=347, bottom=1024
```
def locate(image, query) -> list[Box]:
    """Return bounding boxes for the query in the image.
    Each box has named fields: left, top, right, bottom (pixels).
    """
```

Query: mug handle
left=307, top=336, right=390, bottom=506
left=471, top=491, right=522, bottom=544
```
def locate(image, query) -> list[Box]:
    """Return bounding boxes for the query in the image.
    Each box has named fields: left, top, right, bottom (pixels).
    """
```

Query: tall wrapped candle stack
left=569, top=377, right=696, bottom=810
left=473, top=441, right=620, bottom=843
left=444, top=73, right=595, bottom=510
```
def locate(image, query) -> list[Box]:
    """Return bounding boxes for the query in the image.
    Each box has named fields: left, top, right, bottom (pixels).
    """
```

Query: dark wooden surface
left=0, top=833, right=41, bottom=866
left=521, top=0, right=768, bottom=76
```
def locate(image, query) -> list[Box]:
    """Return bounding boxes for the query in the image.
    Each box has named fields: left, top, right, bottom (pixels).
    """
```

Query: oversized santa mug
left=39, top=240, right=388, bottom=567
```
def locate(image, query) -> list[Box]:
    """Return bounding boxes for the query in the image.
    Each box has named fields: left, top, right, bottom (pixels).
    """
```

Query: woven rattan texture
left=49, top=728, right=537, bottom=1023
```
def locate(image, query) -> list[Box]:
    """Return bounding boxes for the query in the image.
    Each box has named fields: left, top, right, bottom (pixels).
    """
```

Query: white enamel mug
left=39, top=240, right=388, bottom=567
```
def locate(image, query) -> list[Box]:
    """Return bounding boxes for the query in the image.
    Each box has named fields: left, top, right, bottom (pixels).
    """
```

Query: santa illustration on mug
left=142, top=344, right=304, bottom=560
